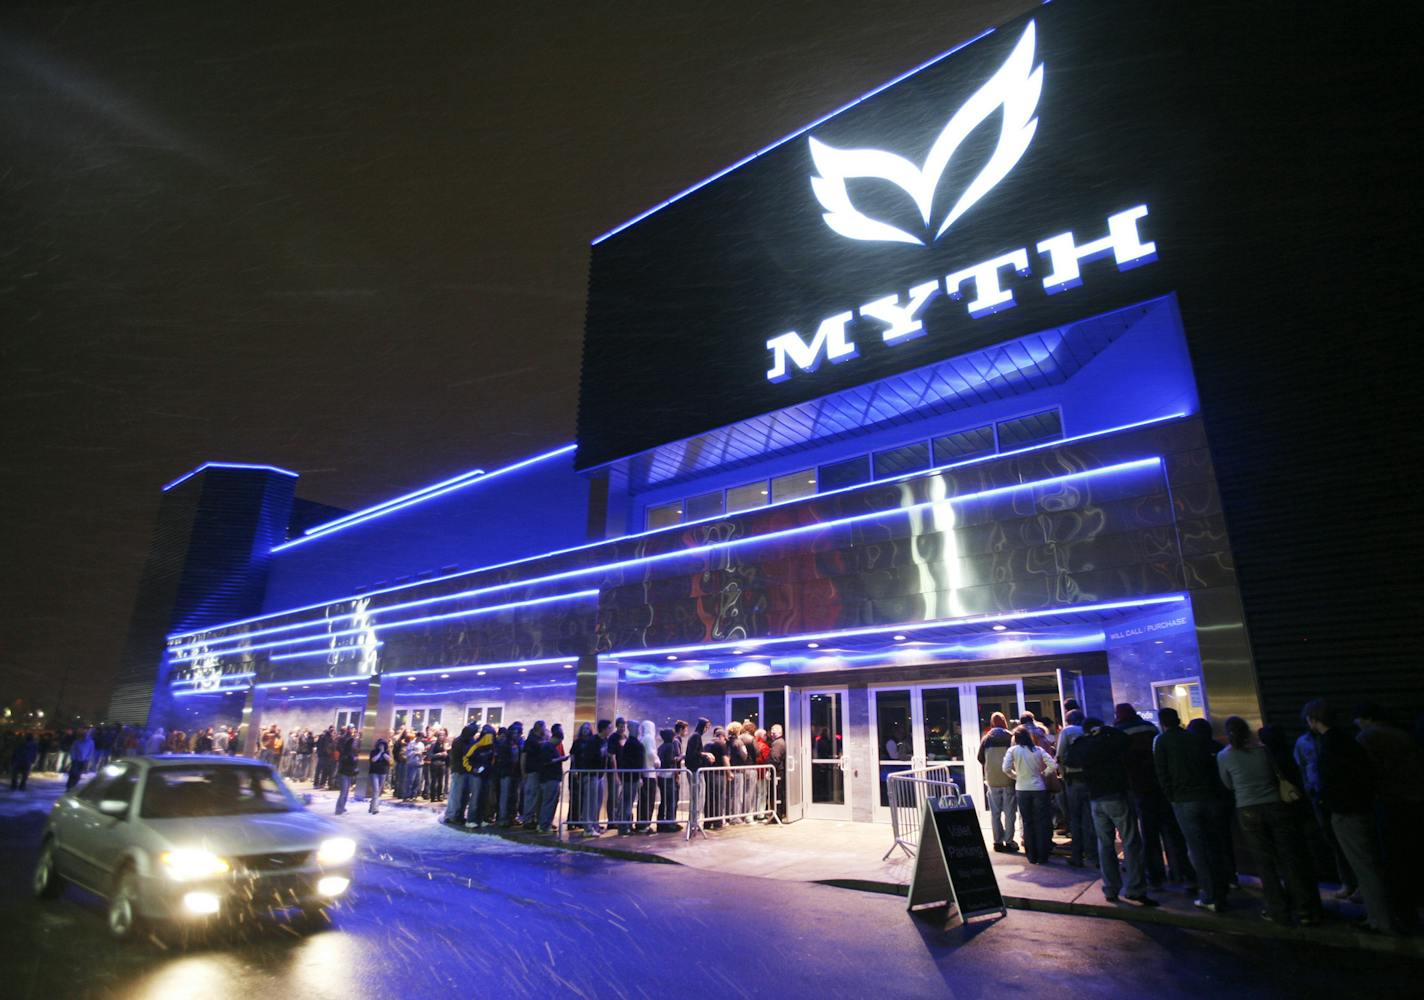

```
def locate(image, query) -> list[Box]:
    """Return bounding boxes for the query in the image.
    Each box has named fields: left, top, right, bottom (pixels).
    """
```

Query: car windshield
left=140, top=765, right=299, bottom=819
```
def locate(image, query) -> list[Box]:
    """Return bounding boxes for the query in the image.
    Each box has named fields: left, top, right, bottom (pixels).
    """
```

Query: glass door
left=869, top=685, right=966, bottom=822
left=870, top=688, right=916, bottom=823
left=803, top=689, right=851, bottom=820
left=960, top=680, right=1025, bottom=812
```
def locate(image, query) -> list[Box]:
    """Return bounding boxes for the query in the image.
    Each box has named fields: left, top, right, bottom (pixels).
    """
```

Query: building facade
left=141, top=0, right=1419, bottom=825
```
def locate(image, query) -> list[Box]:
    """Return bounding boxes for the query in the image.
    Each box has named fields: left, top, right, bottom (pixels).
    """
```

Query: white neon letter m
left=765, top=311, right=856, bottom=383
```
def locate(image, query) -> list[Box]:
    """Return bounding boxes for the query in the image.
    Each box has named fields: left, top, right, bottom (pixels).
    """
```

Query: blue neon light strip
left=170, top=671, right=256, bottom=687
left=172, top=684, right=252, bottom=697
left=302, top=470, right=485, bottom=536
left=274, top=443, right=577, bottom=552
left=607, top=596, right=1186, bottom=662
left=627, top=632, right=1109, bottom=677
left=255, top=674, right=371, bottom=690
left=167, top=413, right=1186, bottom=645
left=170, top=457, right=1160, bottom=659
left=162, top=462, right=299, bottom=493
left=169, top=589, right=594, bottom=661
left=591, top=27, right=997, bottom=245
left=269, top=644, right=382, bottom=663
left=167, top=589, right=600, bottom=664
left=391, top=656, right=577, bottom=680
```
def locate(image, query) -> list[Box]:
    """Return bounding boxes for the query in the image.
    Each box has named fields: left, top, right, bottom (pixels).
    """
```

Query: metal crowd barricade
left=557, top=768, right=693, bottom=839
left=688, top=764, right=781, bottom=839
left=883, top=765, right=963, bottom=859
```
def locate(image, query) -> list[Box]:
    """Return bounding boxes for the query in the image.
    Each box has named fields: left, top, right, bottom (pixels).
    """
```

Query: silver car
left=33, top=755, right=356, bottom=940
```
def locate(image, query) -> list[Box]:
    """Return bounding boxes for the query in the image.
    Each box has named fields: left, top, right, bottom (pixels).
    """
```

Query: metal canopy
left=622, top=302, right=1157, bottom=492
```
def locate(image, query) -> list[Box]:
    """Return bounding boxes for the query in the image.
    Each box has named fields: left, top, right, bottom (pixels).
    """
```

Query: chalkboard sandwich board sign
left=907, top=799, right=1005, bottom=927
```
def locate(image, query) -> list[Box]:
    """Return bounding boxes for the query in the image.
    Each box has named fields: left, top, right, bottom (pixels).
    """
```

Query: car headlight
left=316, top=837, right=356, bottom=865
left=160, top=849, right=230, bottom=881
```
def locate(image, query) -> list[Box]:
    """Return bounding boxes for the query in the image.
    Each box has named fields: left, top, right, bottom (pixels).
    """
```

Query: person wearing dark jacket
left=536, top=723, right=569, bottom=833
left=443, top=723, right=478, bottom=826
left=1154, top=707, right=1231, bottom=911
left=466, top=725, right=497, bottom=828
left=427, top=732, right=448, bottom=802
left=1115, top=703, right=1192, bottom=887
left=10, top=733, right=38, bottom=790
left=519, top=722, right=548, bottom=831
left=334, top=728, right=359, bottom=815
left=314, top=728, right=335, bottom=788
left=685, top=718, right=712, bottom=828
left=367, top=739, right=391, bottom=814
left=656, top=728, right=682, bottom=832
left=1305, top=700, right=1395, bottom=934
left=575, top=721, right=611, bottom=835
left=1064, top=719, right=1158, bottom=906
left=499, top=722, right=525, bottom=827
left=618, top=723, right=646, bottom=834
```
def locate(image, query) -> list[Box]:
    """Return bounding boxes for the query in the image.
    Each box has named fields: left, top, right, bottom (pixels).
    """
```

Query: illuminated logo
left=808, top=20, right=1043, bottom=246
left=766, top=206, right=1157, bottom=382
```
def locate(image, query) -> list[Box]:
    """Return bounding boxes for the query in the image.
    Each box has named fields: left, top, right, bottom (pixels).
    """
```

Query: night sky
left=0, top=1, right=1026, bottom=719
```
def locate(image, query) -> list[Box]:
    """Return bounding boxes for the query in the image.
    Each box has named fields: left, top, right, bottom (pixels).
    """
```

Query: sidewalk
left=303, top=782, right=1422, bottom=956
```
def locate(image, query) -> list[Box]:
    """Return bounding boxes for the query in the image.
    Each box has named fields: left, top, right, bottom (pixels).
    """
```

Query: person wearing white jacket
left=1003, top=726, right=1057, bottom=863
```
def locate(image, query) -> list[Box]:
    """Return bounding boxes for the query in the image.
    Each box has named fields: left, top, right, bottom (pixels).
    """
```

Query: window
left=1153, top=679, right=1205, bottom=722
left=140, top=765, right=297, bottom=819
left=466, top=703, right=505, bottom=727
left=79, top=763, right=138, bottom=805
left=393, top=707, right=443, bottom=733
left=726, top=480, right=770, bottom=514
left=932, top=425, right=996, bottom=465
left=818, top=455, right=870, bottom=492
left=727, top=694, right=763, bottom=729
left=335, top=709, right=362, bottom=730
left=771, top=469, right=817, bottom=503
left=996, top=409, right=1063, bottom=449
left=685, top=490, right=725, bottom=521
left=646, top=501, right=683, bottom=530
left=873, top=441, right=930, bottom=480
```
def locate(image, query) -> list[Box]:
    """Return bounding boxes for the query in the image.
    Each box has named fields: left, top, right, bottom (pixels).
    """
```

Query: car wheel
left=33, top=840, right=64, bottom=900
left=107, top=869, right=144, bottom=941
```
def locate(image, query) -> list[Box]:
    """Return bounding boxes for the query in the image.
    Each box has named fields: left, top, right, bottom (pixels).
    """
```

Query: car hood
left=144, top=811, right=340, bottom=857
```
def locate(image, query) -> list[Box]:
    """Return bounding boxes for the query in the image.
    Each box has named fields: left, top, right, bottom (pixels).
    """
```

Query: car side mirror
left=98, top=799, right=129, bottom=818
left=301, top=793, right=314, bottom=807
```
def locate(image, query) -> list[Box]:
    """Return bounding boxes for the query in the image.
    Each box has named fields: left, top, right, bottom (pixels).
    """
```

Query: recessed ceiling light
left=893, top=635, right=907, bottom=641
left=807, top=479, right=816, bottom=484
left=760, top=490, right=768, bottom=495
left=477, top=671, right=486, bottom=676
left=301, top=685, right=310, bottom=689
left=1154, top=640, right=1164, bottom=644
left=440, top=673, right=450, bottom=679
left=517, top=667, right=527, bottom=673
left=667, top=655, right=678, bottom=661
left=992, top=624, right=1007, bottom=632
left=1164, top=650, right=1173, bottom=654
left=732, top=649, right=744, bottom=655
left=563, top=663, right=574, bottom=669
left=280, top=686, right=288, bottom=691
left=807, top=642, right=819, bottom=648
left=407, top=676, right=415, bottom=681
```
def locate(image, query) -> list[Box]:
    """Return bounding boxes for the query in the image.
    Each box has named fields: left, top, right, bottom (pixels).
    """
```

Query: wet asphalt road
left=0, top=778, right=1415, bottom=999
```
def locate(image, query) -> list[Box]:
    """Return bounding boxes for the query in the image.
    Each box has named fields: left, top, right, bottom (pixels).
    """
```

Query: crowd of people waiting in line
left=219, top=716, right=790, bottom=838
left=974, top=698, right=1423, bottom=936
left=1, top=723, right=196, bottom=791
